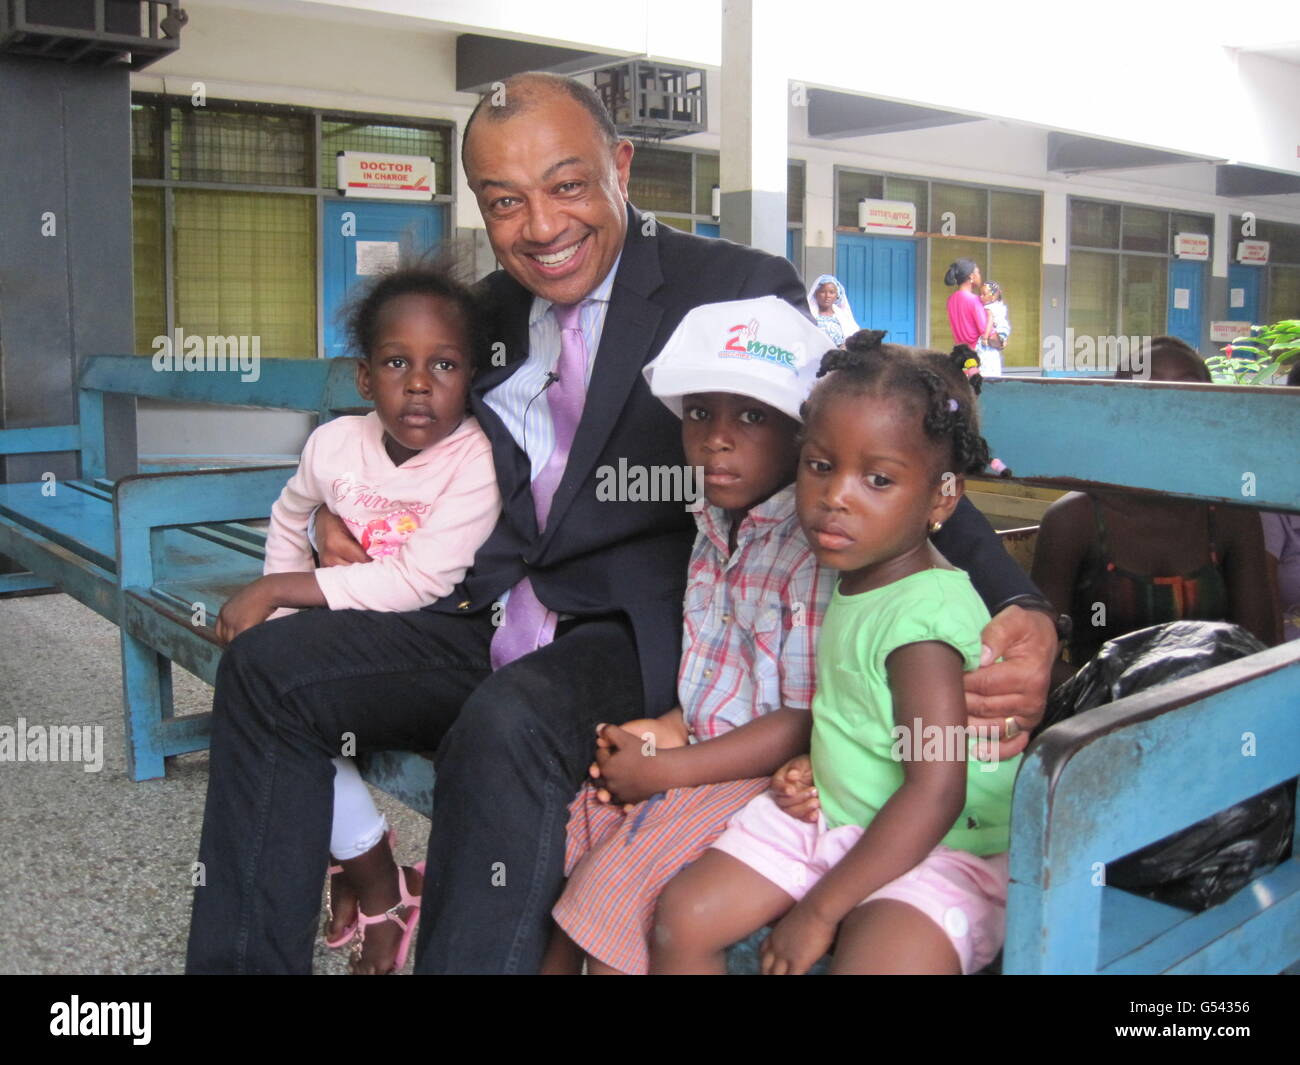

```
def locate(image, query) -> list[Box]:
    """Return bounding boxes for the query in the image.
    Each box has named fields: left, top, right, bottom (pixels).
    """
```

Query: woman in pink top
left=215, top=265, right=501, bottom=973
left=945, top=258, right=992, bottom=349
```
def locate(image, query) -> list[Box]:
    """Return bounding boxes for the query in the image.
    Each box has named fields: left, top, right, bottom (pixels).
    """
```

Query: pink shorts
left=711, top=792, right=1009, bottom=974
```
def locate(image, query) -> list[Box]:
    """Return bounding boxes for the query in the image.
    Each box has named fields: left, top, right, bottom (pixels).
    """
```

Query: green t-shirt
left=809, top=568, right=1021, bottom=855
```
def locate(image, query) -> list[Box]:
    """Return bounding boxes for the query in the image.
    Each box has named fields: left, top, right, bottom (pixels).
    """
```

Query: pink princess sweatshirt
left=262, top=411, right=500, bottom=613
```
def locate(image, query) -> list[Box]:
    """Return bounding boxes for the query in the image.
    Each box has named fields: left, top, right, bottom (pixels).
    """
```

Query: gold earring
left=929, top=520, right=943, bottom=533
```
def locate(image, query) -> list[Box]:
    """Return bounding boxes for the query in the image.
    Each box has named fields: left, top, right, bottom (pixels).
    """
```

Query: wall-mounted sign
left=1210, top=320, right=1253, bottom=343
left=337, top=151, right=435, bottom=201
left=1236, top=240, right=1269, bottom=265
left=858, top=199, right=916, bottom=236
left=1173, top=232, right=1209, bottom=260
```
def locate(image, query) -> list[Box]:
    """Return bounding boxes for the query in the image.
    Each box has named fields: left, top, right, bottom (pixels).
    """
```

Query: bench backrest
left=979, top=376, right=1299, bottom=513
left=76, top=354, right=368, bottom=479
left=981, top=377, right=1300, bottom=974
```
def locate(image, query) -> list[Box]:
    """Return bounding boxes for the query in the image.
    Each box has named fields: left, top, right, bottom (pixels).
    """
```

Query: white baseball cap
left=643, top=296, right=835, bottom=423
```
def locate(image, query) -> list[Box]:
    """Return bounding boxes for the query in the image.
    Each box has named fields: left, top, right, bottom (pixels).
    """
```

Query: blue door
left=1226, top=264, right=1262, bottom=327
left=835, top=234, right=916, bottom=345
left=322, top=201, right=443, bottom=358
left=695, top=221, right=720, bottom=239
left=1167, top=259, right=1204, bottom=349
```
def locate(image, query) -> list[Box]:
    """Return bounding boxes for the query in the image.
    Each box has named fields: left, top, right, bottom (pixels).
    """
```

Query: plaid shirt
left=679, top=484, right=833, bottom=740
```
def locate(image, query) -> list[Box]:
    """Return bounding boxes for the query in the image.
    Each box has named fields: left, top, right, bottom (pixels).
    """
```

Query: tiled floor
left=0, top=592, right=429, bottom=974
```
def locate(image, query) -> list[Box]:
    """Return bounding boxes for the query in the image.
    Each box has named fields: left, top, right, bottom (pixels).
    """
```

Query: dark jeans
left=184, top=606, right=644, bottom=974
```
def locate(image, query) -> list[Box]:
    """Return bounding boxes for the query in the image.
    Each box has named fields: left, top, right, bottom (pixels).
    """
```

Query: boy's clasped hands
left=588, top=711, right=690, bottom=807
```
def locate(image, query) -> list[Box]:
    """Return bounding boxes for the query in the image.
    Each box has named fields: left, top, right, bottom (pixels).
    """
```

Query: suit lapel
left=537, top=206, right=665, bottom=552
left=471, top=275, right=538, bottom=540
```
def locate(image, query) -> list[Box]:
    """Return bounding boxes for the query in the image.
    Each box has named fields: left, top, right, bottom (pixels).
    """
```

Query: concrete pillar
left=803, top=155, right=835, bottom=283
left=1206, top=207, right=1233, bottom=351
left=719, top=0, right=787, bottom=256
left=1039, top=190, right=1069, bottom=371
left=0, top=55, right=136, bottom=484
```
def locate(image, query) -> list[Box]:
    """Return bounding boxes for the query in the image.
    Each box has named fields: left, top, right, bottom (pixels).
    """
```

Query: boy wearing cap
left=542, top=297, right=835, bottom=976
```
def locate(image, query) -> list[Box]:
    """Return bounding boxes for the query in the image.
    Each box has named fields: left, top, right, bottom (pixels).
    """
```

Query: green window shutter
left=1069, top=250, right=1119, bottom=340
left=1120, top=254, right=1167, bottom=337
left=172, top=190, right=317, bottom=358
left=131, top=188, right=166, bottom=355
left=986, top=243, right=1040, bottom=369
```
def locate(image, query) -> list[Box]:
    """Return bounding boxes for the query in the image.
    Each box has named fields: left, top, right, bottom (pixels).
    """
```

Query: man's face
left=464, top=92, right=633, bottom=306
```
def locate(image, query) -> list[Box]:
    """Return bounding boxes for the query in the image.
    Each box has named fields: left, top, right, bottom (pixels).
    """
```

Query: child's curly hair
left=344, top=248, right=489, bottom=372
left=800, top=330, right=1000, bottom=477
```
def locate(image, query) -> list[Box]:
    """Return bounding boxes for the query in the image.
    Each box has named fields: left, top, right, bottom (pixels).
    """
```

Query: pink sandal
left=350, top=861, right=425, bottom=974
left=324, top=827, right=396, bottom=950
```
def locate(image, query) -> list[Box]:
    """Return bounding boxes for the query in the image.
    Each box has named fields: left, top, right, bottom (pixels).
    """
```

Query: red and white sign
left=1236, top=240, right=1270, bottom=265
left=337, top=151, right=435, bottom=201
left=1174, top=232, right=1210, bottom=261
left=1210, top=320, right=1253, bottom=343
left=858, top=199, right=916, bottom=236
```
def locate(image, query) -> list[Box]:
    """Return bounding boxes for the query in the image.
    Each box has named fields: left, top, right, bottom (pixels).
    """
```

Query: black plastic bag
left=1041, top=620, right=1294, bottom=912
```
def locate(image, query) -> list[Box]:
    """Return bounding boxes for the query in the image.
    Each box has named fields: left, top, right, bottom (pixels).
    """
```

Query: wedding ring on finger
left=1003, top=716, right=1021, bottom=741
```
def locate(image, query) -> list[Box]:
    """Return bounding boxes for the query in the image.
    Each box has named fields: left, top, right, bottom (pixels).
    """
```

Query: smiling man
left=186, top=72, right=1058, bottom=975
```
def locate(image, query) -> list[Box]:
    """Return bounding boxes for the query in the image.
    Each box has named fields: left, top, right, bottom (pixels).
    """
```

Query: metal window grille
left=170, top=105, right=313, bottom=187
left=319, top=119, right=451, bottom=195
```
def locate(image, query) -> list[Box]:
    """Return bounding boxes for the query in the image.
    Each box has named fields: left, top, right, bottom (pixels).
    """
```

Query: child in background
left=540, top=296, right=836, bottom=975
left=215, top=264, right=501, bottom=974
left=977, top=281, right=1010, bottom=376
left=652, top=331, right=1019, bottom=975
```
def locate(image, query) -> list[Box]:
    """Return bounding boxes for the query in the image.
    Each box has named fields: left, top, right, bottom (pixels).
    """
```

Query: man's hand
left=963, top=605, right=1057, bottom=758
left=316, top=507, right=369, bottom=567
left=771, top=754, right=819, bottom=823
left=590, top=723, right=678, bottom=807
left=216, top=580, right=277, bottom=646
left=761, top=902, right=835, bottom=976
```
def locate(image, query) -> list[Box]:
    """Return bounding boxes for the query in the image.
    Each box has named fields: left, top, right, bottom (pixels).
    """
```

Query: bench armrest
left=0, top=425, right=81, bottom=456
left=114, top=466, right=293, bottom=591
left=1006, top=639, right=1300, bottom=973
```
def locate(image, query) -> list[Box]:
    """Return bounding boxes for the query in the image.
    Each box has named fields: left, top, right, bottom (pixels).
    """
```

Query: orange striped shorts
left=553, top=776, right=770, bottom=974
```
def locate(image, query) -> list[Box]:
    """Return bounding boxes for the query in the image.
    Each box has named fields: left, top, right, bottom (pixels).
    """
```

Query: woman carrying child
left=652, top=333, right=1017, bottom=975
left=213, top=262, right=501, bottom=974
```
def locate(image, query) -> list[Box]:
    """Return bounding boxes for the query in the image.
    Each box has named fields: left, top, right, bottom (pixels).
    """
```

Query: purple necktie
left=490, top=302, right=589, bottom=669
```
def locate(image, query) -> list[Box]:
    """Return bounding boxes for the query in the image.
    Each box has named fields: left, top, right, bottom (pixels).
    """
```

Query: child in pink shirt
left=215, top=264, right=501, bottom=973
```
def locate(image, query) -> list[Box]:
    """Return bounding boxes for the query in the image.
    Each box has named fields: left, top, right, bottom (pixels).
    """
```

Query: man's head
left=462, top=73, right=633, bottom=306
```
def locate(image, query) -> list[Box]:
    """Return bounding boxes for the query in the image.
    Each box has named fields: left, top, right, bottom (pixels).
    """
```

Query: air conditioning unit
left=590, top=61, right=707, bottom=140
left=0, top=1, right=186, bottom=70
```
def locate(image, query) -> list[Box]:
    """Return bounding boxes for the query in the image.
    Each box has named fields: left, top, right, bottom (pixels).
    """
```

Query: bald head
left=461, top=73, right=619, bottom=172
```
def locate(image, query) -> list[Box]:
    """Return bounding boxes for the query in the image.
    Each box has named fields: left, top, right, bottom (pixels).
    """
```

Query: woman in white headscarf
left=807, top=274, right=860, bottom=347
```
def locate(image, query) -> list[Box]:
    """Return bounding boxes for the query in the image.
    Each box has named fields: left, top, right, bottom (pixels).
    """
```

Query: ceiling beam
left=455, top=33, right=623, bottom=94
left=807, top=88, right=978, bottom=139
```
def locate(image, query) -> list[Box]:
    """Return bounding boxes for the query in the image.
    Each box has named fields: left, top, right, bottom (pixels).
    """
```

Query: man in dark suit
left=187, top=73, right=1057, bottom=974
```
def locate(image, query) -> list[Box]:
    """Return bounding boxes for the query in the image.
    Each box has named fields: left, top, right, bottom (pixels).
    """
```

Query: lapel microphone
left=544, top=371, right=560, bottom=386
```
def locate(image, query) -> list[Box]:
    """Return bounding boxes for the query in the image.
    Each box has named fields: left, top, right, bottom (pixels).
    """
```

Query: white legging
left=331, top=756, right=388, bottom=860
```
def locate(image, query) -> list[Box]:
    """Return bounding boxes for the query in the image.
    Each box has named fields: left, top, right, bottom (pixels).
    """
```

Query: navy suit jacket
left=429, top=205, right=1038, bottom=712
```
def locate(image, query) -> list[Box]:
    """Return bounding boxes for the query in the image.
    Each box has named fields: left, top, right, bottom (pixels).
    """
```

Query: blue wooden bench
left=0, top=354, right=366, bottom=780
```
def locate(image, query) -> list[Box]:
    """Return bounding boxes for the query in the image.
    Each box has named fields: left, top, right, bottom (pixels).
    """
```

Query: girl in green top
left=651, top=333, right=1020, bottom=975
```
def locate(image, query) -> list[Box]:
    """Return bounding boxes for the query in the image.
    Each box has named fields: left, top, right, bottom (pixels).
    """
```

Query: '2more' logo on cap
left=719, top=319, right=804, bottom=372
